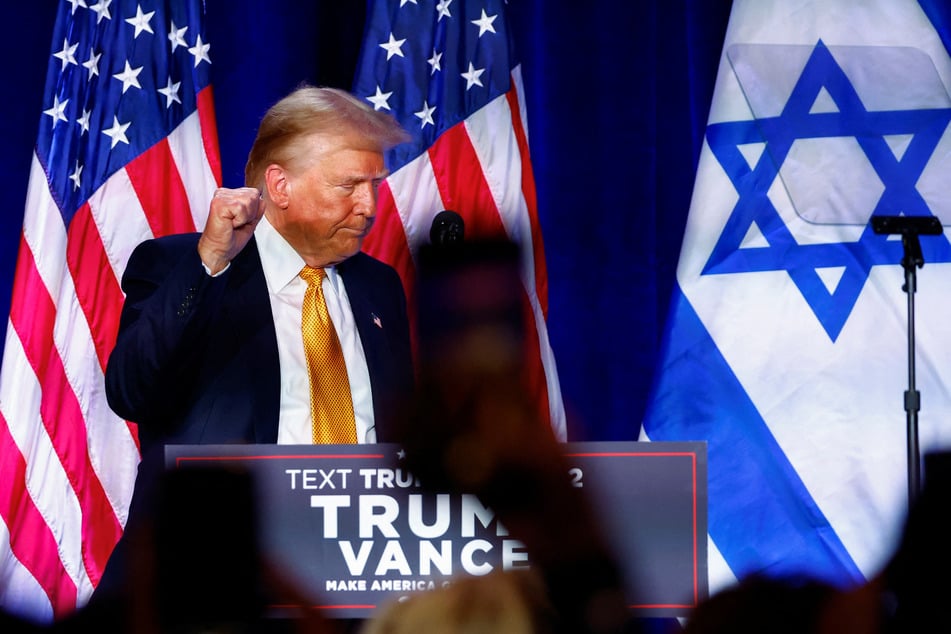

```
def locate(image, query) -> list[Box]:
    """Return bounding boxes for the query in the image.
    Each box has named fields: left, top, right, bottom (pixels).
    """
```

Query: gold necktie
left=300, top=266, right=357, bottom=444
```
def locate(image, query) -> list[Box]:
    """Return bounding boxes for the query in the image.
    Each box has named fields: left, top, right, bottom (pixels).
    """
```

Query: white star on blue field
left=703, top=41, right=951, bottom=341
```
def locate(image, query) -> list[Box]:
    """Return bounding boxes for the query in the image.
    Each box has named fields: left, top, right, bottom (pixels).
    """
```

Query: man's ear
left=264, top=164, right=290, bottom=209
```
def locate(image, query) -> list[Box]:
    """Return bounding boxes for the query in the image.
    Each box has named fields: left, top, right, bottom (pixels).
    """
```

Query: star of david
left=703, top=41, right=951, bottom=341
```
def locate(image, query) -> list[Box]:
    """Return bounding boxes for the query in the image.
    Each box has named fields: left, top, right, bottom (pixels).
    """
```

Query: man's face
left=269, top=131, right=388, bottom=266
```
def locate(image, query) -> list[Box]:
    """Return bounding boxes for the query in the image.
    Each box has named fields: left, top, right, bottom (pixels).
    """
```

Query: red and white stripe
left=0, top=87, right=220, bottom=622
left=363, top=67, right=566, bottom=440
left=0, top=56, right=565, bottom=625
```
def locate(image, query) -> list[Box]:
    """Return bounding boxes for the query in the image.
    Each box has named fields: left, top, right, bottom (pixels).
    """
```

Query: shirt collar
left=255, top=214, right=339, bottom=293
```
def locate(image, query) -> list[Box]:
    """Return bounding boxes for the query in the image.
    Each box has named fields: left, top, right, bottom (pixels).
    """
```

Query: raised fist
left=197, top=187, right=264, bottom=275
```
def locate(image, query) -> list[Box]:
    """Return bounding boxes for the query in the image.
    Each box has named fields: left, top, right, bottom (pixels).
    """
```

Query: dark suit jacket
left=95, top=233, right=414, bottom=601
left=106, top=232, right=414, bottom=453
left=94, top=234, right=414, bottom=601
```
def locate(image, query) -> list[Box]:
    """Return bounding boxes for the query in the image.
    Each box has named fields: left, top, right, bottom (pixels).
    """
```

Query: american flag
left=0, top=0, right=219, bottom=621
left=353, top=0, right=566, bottom=440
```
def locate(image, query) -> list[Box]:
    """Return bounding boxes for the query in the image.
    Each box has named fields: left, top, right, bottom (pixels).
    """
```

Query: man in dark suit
left=106, top=85, right=414, bottom=452
left=92, top=86, right=415, bottom=616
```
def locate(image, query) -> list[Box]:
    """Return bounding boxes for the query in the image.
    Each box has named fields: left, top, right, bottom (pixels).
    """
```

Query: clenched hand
left=197, top=187, right=264, bottom=275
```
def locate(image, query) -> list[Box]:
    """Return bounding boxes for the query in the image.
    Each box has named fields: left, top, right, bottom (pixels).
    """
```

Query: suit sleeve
left=105, top=235, right=230, bottom=431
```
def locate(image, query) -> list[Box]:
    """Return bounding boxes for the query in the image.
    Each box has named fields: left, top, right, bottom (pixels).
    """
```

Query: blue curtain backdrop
left=0, top=1, right=731, bottom=442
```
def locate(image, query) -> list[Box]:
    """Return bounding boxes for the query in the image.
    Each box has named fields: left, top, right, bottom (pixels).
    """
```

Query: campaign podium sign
left=165, top=441, right=706, bottom=618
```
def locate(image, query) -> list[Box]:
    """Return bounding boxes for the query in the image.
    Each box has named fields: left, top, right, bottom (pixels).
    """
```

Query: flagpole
left=871, top=215, right=944, bottom=504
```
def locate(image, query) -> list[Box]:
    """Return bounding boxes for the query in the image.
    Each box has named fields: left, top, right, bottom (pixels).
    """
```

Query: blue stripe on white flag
left=919, top=0, right=951, bottom=57
left=645, top=0, right=951, bottom=595
left=644, top=287, right=865, bottom=588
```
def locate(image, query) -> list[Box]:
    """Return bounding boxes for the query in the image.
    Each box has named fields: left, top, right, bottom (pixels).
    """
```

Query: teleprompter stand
left=871, top=215, right=944, bottom=503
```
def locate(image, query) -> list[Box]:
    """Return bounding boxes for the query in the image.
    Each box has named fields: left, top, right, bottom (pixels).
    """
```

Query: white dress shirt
left=254, top=215, right=376, bottom=444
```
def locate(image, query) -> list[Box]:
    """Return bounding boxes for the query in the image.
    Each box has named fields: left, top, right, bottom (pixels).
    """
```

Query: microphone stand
left=899, top=230, right=922, bottom=504
left=871, top=215, right=943, bottom=505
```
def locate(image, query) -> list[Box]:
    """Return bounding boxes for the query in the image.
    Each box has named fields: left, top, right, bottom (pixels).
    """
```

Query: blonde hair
left=244, top=86, right=409, bottom=189
left=361, top=570, right=554, bottom=634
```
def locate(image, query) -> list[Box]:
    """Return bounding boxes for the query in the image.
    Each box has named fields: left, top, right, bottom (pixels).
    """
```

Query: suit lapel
left=339, top=257, right=393, bottom=432
left=221, top=238, right=282, bottom=443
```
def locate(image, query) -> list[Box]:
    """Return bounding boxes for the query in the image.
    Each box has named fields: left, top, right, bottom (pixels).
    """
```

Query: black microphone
left=429, top=210, right=465, bottom=247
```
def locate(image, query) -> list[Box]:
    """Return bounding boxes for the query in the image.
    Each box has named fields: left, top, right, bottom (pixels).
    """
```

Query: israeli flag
left=643, top=0, right=951, bottom=594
